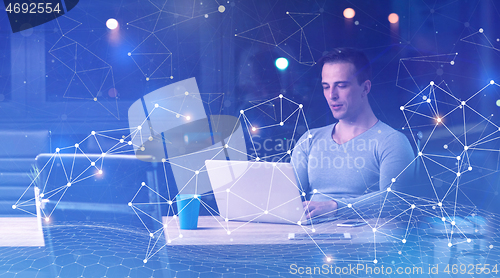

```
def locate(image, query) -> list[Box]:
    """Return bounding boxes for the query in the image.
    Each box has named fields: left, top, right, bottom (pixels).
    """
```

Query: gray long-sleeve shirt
left=291, top=120, right=416, bottom=217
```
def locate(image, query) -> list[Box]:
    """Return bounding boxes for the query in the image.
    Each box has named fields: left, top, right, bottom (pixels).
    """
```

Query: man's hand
left=303, top=200, right=338, bottom=219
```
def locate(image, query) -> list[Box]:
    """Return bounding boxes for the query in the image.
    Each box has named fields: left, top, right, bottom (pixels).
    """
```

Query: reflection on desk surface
left=162, top=216, right=403, bottom=245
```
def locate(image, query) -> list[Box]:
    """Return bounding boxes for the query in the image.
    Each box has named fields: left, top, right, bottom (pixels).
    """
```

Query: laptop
left=205, top=160, right=338, bottom=225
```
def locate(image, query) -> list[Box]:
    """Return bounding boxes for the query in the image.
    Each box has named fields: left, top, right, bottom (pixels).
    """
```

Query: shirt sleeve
left=333, top=131, right=416, bottom=217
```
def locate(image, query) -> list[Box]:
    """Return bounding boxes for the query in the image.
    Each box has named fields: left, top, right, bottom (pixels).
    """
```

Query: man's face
left=321, top=62, right=370, bottom=121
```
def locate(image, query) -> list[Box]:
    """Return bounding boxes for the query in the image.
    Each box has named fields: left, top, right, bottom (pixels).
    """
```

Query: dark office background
left=1, top=0, right=500, bottom=215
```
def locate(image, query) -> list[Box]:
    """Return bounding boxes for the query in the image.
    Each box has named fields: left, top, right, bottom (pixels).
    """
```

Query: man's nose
left=327, top=88, right=338, bottom=100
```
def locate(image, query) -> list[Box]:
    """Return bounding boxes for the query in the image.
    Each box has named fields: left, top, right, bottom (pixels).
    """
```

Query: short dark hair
left=318, top=48, right=372, bottom=85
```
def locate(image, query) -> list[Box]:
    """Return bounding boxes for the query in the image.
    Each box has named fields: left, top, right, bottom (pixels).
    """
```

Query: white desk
left=162, top=216, right=400, bottom=245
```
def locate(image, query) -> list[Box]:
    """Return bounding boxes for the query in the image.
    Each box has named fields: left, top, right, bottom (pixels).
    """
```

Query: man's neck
left=332, top=112, right=378, bottom=145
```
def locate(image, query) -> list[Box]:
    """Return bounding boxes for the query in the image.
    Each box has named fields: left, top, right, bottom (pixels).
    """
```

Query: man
left=291, top=48, right=415, bottom=219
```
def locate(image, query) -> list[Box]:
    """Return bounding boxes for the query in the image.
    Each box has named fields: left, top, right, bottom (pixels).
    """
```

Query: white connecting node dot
left=436, top=118, right=442, bottom=123
left=279, top=94, right=283, bottom=98
left=167, top=200, right=172, bottom=205
left=402, top=239, right=406, bottom=243
left=430, top=81, right=434, bottom=86
left=301, top=192, right=306, bottom=196
left=56, top=148, right=60, bottom=152
left=426, top=99, right=431, bottom=103
left=120, top=139, right=124, bottom=143
left=418, top=152, right=423, bottom=156
left=143, top=259, right=147, bottom=263
left=162, top=158, right=166, bottom=163
left=373, top=259, right=378, bottom=264
left=443, top=144, right=448, bottom=149
left=467, top=238, right=471, bottom=243
left=128, top=141, right=132, bottom=145
left=45, top=217, right=49, bottom=222
left=264, top=210, right=268, bottom=214
left=176, top=114, right=180, bottom=118
left=299, top=104, right=303, bottom=108
left=391, top=178, right=396, bottom=183
left=448, top=243, right=452, bottom=247
left=347, top=204, right=352, bottom=208
left=387, top=187, right=391, bottom=192
left=224, top=144, right=228, bottom=148
left=308, top=134, right=313, bottom=138
left=186, top=116, right=191, bottom=120
left=451, top=221, right=455, bottom=225
left=226, top=188, right=230, bottom=192
left=137, top=126, right=142, bottom=130
left=91, top=131, right=95, bottom=135
left=240, top=110, right=244, bottom=114
left=184, top=91, right=189, bottom=95
left=400, top=106, right=404, bottom=111
left=12, top=205, right=16, bottom=209
left=279, top=122, right=284, bottom=126
left=75, top=143, right=79, bottom=148
left=218, top=5, right=225, bottom=12
left=450, top=61, right=455, bottom=65
left=464, top=146, right=468, bottom=150
left=438, top=202, right=442, bottom=207
left=441, top=217, right=446, bottom=221
left=372, top=228, right=377, bottom=232
left=491, top=80, right=495, bottom=84
left=479, top=28, right=483, bottom=33
left=256, top=157, right=260, bottom=161
left=287, top=150, right=291, bottom=154
left=66, top=182, right=71, bottom=187
left=461, top=101, right=466, bottom=106
left=128, top=202, right=132, bottom=206
left=313, top=189, right=318, bottom=193
left=91, top=162, right=95, bottom=166
left=326, top=257, right=332, bottom=262
left=456, top=156, right=461, bottom=160
left=225, top=218, right=228, bottom=222
left=468, top=166, right=472, bottom=171
left=457, top=172, right=461, bottom=177
left=195, top=170, right=199, bottom=175
left=149, top=233, right=154, bottom=238
left=411, top=204, right=416, bottom=209
left=227, top=231, right=231, bottom=235
left=98, top=170, right=103, bottom=174
left=155, top=103, right=159, bottom=108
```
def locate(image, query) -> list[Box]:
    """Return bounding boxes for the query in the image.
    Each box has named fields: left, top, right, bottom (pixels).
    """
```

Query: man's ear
left=363, top=80, right=372, bottom=95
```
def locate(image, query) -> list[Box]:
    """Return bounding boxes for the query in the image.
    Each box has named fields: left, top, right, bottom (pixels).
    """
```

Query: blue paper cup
left=176, top=194, right=201, bottom=229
